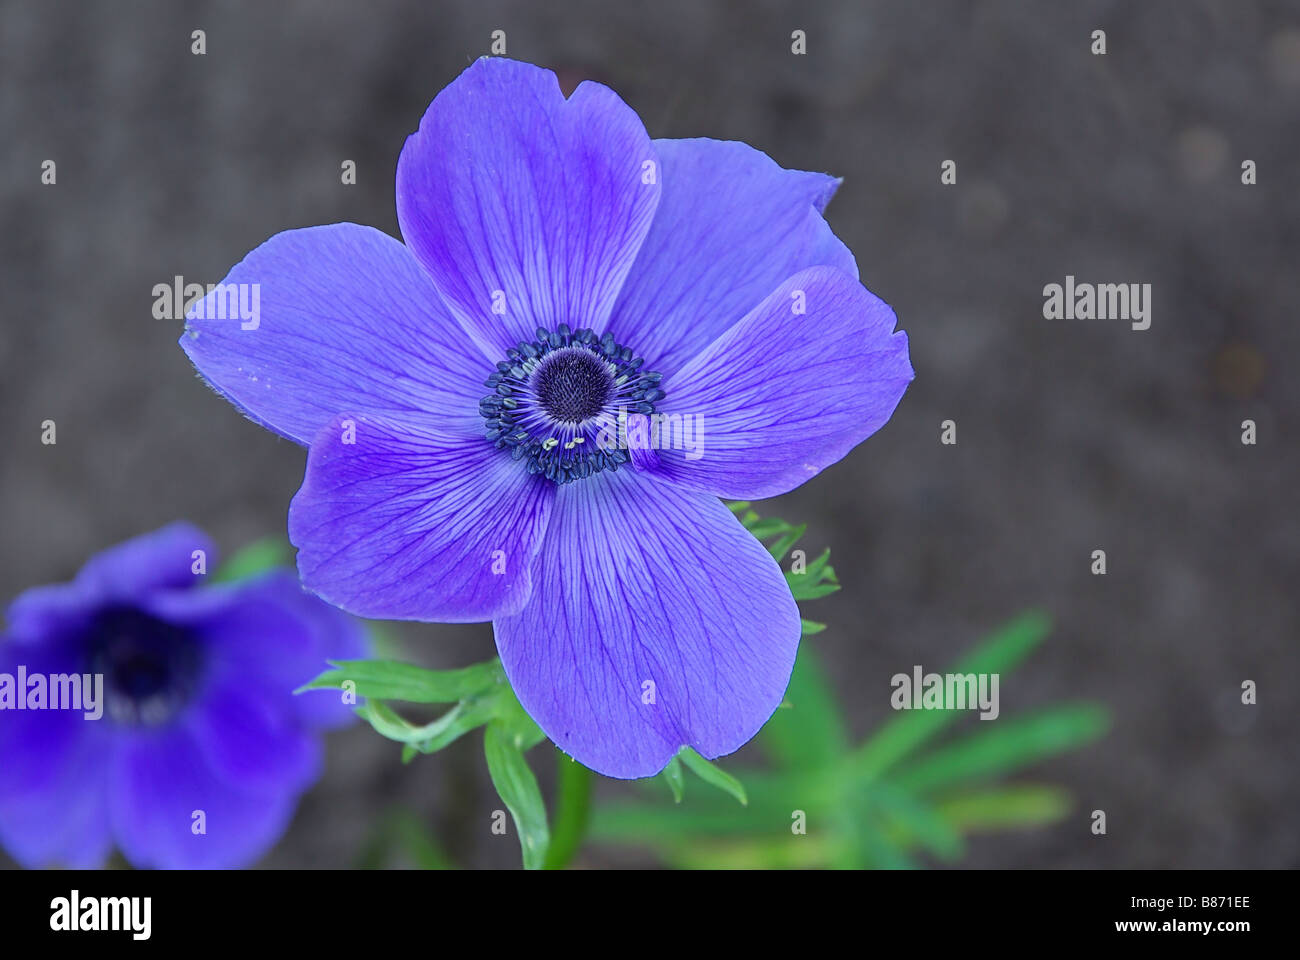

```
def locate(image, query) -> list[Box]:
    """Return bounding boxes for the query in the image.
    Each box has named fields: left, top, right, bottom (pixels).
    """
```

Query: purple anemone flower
left=0, top=524, right=364, bottom=869
left=180, top=58, right=912, bottom=779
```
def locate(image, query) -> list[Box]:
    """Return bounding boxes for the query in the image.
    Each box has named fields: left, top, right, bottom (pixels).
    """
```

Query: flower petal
left=2, top=582, right=97, bottom=649
left=0, top=755, right=111, bottom=869
left=396, top=57, right=660, bottom=359
left=146, top=571, right=368, bottom=731
left=184, top=678, right=322, bottom=796
left=653, top=266, right=913, bottom=500
left=494, top=470, right=801, bottom=779
left=610, top=138, right=858, bottom=378
left=0, top=642, right=112, bottom=868
left=180, top=223, right=489, bottom=445
left=77, top=522, right=215, bottom=600
left=108, top=726, right=298, bottom=869
left=288, top=415, right=553, bottom=622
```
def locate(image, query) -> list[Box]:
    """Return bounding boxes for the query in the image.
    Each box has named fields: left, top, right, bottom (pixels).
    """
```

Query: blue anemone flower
left=0, top=524, right=364, bottom=868
left=180, top=58, right=912, bottom=779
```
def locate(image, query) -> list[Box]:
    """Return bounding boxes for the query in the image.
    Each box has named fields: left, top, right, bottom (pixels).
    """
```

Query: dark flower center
left=479, top=324, right=666, bottom=484
left=533, top=348, right=613, bottom=423
left=86, top=606, right=203, bottom=726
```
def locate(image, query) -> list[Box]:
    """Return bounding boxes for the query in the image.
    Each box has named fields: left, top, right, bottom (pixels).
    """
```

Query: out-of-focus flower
left=0, top=524, right=364, bottom=869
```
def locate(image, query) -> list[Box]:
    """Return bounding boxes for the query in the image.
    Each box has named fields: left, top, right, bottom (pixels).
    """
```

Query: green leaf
left=491, top=680, right=548, bottom=751
left=838, top=801, right=913, bottom=869
left=484, top=722, right=550, bottom=870
left=661, top=837, right=828, bottom=870
left=678, top=748, right=747, bottom=806
left=856, top=821, right=917, bottom=870
left=356, top=696, right=497, bottom=754
left=591, top=803, right=762, bottom=841
left=892, top=703, right=1109, bottom=795
left=799, top=547, right=834, bottom=581
left=355, top=700, right=445, bottom=744
left=932, top=785, right=1072, bottom=831
left=788, top=582, right=840, bottom=601
left=543, top=754, right=594, bottom=870
left=787, top=548, right=838, bottom=600
left=871, top=784, right=964, bottom=861
left=800, top=619, right=827, bottom=636
left=851, top=610, right=1052, bottom=781
left=744, top=517, right=795, bottom=540
left=762, top=647, right=848, bottom=771
left=661, top=755, right=685, bottom=803
left=402, top=697, right=502, bottom=755
left=765, top=523, right=807, bottom=560
left=213, top=537, right=291, bottom=583
left=297, top=658, right=502, bottom=703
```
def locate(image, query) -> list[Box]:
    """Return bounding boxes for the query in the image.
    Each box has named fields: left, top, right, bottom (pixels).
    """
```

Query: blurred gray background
left=2, top=0, right=1297, bottom=868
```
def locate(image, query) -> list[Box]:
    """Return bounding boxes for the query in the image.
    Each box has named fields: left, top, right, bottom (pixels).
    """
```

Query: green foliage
left=589, top=508, right=1110, bottom=869
left=484, top=722, right=550, bottom=871
left=298, top=658, right=503, bottom=704
left=677, top=748, right=748, bottom=806
left=304, top=503, right=1108, bottom=870
left=212, top=536, right=292, bottom=583
left=542, top=757, right=594, bottom=869
left=590, top=610, right=1109, bottom=867
left=299, top=653, right=549, bottom=866
left=662, top=755, right=686, bottom=804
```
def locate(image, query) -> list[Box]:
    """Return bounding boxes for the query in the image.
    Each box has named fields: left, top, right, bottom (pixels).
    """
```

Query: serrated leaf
left=484, top=722, right=550, bottom=870
left=754, top=520, right=800, bottom=556
left=794, top=546, right=834, bottom=579
left=788, top=582, right=840, bottom=601
left=746, top=517, right=795, bottom=540
left=759, top=521, right=803, bottom=554
left=787, top=547, right=838, bottom=599
left=298, top=657, right=502, bottom=703
left=678, top=747, right=747, bottom=806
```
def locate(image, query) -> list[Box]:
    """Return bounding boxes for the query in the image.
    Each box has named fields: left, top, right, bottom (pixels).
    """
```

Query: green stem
left=543, top=753, right=593, bottom=869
